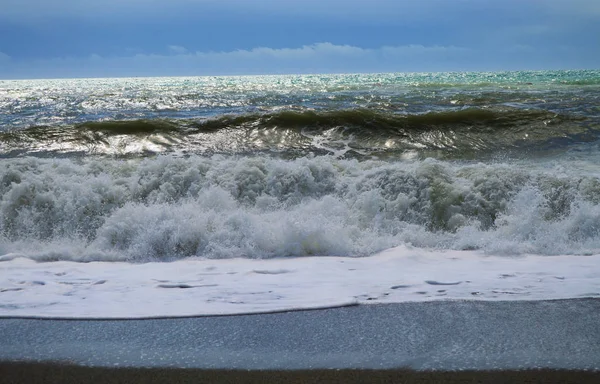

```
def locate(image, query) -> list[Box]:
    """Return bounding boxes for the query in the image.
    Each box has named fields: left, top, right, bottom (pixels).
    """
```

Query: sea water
left=1, top=70, right=600, bottom=317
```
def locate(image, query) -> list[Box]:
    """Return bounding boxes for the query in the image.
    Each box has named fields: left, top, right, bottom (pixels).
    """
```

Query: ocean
left=1, top=70, right=600, bottom=318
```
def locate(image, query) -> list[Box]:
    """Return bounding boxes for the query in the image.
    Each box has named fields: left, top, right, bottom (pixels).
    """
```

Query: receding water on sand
left=1, top=300, right=599, bottom=371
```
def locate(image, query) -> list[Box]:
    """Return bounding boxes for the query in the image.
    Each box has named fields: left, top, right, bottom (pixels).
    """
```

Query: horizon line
left=1, top=67, right=598, bottom=82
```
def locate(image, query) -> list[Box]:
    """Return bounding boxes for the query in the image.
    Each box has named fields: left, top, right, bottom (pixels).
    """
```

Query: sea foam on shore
left=1, top=245, right=599, bottom=318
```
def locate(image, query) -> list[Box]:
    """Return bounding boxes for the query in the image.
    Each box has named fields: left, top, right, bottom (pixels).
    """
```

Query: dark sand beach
left=2, top=362, right=600, bottom=384
left=1, top=300, right=599, bottom=383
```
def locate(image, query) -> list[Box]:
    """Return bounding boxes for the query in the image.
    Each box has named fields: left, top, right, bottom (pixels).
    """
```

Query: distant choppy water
left=1, top=70, right=600, bottom=261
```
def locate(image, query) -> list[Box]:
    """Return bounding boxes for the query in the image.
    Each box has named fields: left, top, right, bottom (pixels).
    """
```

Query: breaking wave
left=1, top=154, right=600, bottom=262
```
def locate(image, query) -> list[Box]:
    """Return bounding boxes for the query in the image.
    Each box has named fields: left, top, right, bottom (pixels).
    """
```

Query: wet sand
left=1, top=299, right=599, bottom=382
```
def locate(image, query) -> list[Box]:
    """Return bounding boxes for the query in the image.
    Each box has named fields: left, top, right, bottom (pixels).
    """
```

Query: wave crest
left=0, top=108, right=591, bottom=157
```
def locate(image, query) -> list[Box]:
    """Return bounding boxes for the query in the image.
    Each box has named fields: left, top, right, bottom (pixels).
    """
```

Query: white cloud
left=205, top=43, right=370, bottom=60
left=192, top=43, right=466, bottom=61
left=4, top=39, right=595, bottom=79
left=0, top=43, right=473, bottom=79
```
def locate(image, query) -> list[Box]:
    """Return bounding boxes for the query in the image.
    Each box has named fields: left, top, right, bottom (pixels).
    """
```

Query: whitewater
left=1, top=70, right=600, bottom=318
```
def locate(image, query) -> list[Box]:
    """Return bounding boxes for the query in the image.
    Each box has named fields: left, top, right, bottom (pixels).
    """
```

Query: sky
left=0, top=0, right=599, bottom=79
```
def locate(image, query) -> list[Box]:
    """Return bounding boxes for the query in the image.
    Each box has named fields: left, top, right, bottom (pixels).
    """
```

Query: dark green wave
left=0, top=108, right=591, bottom=157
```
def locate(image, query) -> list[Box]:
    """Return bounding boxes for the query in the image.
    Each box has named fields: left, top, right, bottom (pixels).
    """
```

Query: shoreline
left=0, top=296, right=597, bottom=321
left=2, top=362, right=600, bottom=384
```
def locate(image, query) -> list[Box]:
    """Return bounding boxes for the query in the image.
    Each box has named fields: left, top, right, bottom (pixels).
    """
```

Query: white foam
left=1, top=246, right=599, bottom=318
left=3, top=155, right=600, bottom=262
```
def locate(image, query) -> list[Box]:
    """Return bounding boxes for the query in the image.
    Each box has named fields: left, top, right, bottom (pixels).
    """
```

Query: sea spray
left=2, top=154, right=600, bottom=261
